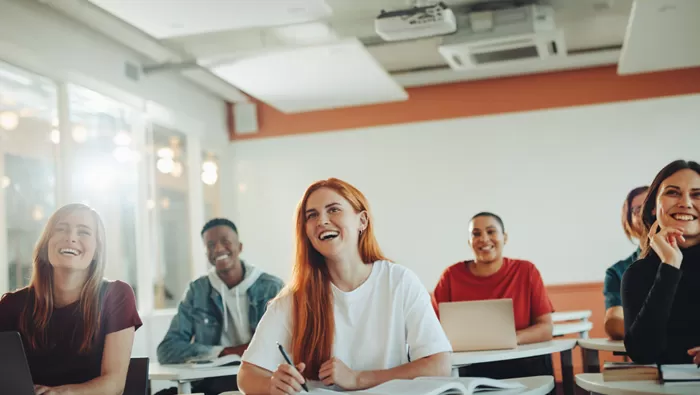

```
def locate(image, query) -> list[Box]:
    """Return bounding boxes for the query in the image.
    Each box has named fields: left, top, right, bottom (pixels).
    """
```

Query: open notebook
left=186, top=354, right=241, bottom=368
left=310, top=377, right=526, bottom=395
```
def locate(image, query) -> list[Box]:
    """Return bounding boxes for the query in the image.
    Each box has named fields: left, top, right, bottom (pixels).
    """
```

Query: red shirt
left=0, top=280, right=142, bottom=387
left=432, top=258, right=553, bottom=331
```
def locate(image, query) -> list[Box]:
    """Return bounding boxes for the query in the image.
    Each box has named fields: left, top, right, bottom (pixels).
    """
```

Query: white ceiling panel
left=88, top=0, right=332, bottom=39
left=618, top=0, right=700, bottom=74
left=209, top=39, right=408, bottom=113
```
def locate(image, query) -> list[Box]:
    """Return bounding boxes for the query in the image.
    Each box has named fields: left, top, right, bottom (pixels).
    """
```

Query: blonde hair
left=19, top=203, right=107, bottom=353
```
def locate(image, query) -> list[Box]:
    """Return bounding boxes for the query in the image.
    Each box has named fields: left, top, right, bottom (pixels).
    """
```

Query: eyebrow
left=305, top=202, right=341, bottom=214
left=664, top=185, right=700, bottom=192
left=57, top=222, right=92, bottom=231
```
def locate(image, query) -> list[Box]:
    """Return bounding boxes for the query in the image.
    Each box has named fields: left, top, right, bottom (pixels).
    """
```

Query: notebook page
left=354, top=379, right=464, bottom=395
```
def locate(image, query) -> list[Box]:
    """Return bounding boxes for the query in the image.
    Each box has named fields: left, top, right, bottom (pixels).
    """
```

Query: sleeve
left=0, top=292, right=22, bottom=332
left=103, top=281, right=142, bottom=334
left=402, top=269, right=453, bottom=361
left=603, top=266, right=622, bottom=310
left=528, top=264, right=554, bottom=320
left=156, top=283, right=223, bottom=364
left=431, top=269, right=452, bottom=318
left=622, top=261, right=682, bottom=364
left=241, top=296, right=293, bottom=373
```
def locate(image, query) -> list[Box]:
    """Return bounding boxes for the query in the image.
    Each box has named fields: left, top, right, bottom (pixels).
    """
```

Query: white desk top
left=552, top=321, right=593, bottom=337
left=576, top=373, right=700, bottom=395
left=148, top=362, right=240, bottom=382
left=578, top=338, right=626, bottom=353
left=220, top=375, right=555, bottom=395
left=452, top=339, right=577, bottom=366
left=552, top=310, right=592, bottom=322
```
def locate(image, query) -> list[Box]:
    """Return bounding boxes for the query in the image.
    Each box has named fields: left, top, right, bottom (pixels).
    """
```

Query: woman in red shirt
left=432, top=212, right=554, bottom=379
left=0, top=203, right=142, bottom=394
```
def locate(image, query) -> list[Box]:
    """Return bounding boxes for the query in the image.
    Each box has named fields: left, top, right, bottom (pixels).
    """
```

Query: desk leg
left=177, top=381, right=192, bottom=394
left=560, top=349, right=574, bottom=395
left=582, top=349, right=600, bottom=373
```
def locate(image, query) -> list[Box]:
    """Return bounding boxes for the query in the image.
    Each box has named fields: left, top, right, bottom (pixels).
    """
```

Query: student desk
left=452, top=339, right=578, bottom=395
left=577, top=338, right=627, bottom=373
left=576, top=373, right=700, bottom=395
left=148, top=362, right=239, bottom=394
left=219, top=375, right=555, bottom=395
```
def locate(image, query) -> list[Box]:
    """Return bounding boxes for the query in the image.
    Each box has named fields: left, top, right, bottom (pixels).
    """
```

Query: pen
left=277, top=341, right=308, bottom=392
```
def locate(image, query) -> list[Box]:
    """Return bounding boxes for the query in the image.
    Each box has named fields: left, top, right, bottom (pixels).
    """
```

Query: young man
left=157, top=218, right=284, bottom=394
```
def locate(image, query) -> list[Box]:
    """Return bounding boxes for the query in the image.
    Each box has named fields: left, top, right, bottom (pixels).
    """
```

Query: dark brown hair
left=621, top=186, right=649, bottom=241
left=640, top=160, right=700, bottom=257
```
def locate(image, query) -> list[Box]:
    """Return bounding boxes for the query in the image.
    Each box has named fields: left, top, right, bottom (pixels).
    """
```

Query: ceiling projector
left=375, top=2, right=457, bottom=42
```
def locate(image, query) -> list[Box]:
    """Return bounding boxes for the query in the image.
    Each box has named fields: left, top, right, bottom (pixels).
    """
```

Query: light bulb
left=113, top=146, right=133, bottom=163
left=1, top=176, right=10, bottom=189
left=0, top=111, right=19, bottom=130
left=50, top=129, right=60, bottom=144
left=157, top=147, right=174, bottom=159
left=201, top=170, right=218, bottom=185
left=202, top=160, right=218, bottom=173
left=32, top=205, right=45, bottom=221
left=72, top=125, right=88, bottom=143
left=156, top=157, right=174, bottom=174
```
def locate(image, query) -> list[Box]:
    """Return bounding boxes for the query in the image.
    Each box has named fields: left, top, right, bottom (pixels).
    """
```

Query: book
left=310, top=377, right=526, bottom=395
left=601, top=362, right=659, bottom=382
left=186, top=353, right=242, bottom=369
left=659, top=364, right=700, bottom=384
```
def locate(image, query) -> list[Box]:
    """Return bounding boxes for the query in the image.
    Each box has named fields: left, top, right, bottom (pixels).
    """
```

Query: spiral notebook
left=311, top=376, right=526, bottom=395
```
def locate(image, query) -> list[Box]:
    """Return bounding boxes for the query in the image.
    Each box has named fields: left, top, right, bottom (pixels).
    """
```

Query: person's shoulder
left=624, top=254, right=659, bottom=278
left=505, top=257, right=539, bottom=275
left=0, top=286, right=30, bottom=309
left=102, top=280, right=137, bottom=302
left=187, top=275, right=212, bottom=292
left=256, top=272, right=284, bottom=288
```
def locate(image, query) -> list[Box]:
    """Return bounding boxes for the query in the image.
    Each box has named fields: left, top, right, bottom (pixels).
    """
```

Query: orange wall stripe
left=229, top=65, right=700, bottom=141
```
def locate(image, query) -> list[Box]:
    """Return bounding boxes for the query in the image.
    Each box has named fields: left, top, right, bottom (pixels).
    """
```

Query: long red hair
left=284, top=178, right=387, bottom=379
left=19, top=203, right=107, bottom=353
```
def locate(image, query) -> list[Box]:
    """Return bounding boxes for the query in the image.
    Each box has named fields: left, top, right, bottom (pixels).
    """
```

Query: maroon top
left=0, top=280, right=142, bottom=386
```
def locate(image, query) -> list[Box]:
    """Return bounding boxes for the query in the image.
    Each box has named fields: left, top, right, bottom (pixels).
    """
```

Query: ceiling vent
left=438, top=4, right=566, bottom=70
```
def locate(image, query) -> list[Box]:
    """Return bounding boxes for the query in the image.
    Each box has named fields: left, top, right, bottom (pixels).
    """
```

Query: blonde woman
left=0, top=203, right=142, bottom=395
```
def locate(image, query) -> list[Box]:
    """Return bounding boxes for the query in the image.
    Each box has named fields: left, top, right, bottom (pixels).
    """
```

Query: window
left=66, top=85, right=140, bottom=293
left=0, top=61, right=58, bottom=291
left=150, top=125, right=191, bottom=309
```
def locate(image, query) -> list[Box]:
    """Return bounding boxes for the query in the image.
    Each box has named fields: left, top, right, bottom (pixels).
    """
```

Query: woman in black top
left=621, top=159, right=700, bottom=364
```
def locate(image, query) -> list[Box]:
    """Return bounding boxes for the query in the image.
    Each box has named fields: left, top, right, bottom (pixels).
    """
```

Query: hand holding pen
left=270, top=342, right=308, bottom=394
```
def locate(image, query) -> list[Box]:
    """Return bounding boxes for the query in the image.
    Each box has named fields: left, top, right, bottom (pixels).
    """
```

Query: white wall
left=0, top=0, right=228, bottom=147
left=228, top=94, right=700, bottom=288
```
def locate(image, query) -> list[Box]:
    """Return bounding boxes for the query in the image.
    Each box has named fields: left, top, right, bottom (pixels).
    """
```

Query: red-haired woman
left=0, top=203, right=141, bottom=395
left=237, top=178, right=452, bottom=395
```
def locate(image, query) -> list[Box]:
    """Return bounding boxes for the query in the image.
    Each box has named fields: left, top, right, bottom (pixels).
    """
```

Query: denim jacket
left=157, top=266, right=284, bottom=364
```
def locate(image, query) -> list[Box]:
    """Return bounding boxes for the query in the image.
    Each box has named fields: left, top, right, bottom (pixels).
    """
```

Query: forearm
left=237, top=362, right=273, bottom=395
left=604, top=316, right=625, bottom=340
left=357, top=352, right=451, bottom=390
left=157, top=336, right=220, bottom=364
left=56, top=374, right=124, bottom=395
left=516, top=322, right=553, bottom=345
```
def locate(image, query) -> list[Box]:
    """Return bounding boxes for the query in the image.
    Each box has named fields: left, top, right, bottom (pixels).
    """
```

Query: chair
left=124, top=357, right=149, bottom=395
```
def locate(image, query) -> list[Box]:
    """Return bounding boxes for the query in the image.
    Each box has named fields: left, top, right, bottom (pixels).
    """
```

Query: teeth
left=59, top=248, right=79, bottom=256
left=320, top=231, right=339, bottom=240
left=215, top=254, right=230, bottom=261
left=672, top=214, right=697, bottom=221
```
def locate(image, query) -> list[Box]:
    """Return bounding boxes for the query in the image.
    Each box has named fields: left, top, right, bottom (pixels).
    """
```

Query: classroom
left=1, top=1, right=699, bottom=395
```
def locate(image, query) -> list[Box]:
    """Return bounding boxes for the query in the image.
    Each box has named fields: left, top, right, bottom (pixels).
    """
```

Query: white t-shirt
left=242, top=260, right=452, bottom=374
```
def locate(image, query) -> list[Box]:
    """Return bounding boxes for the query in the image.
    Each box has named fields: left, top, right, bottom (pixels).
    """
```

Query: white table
left=452, top=339, right=577, bottom=395
left=576, top=373, right=700, bottom=395
left=220, top=375, right=555, bottom=395
left=577, top=338, right=627, bottom=373
left=148, top=362, right=240, bottom=393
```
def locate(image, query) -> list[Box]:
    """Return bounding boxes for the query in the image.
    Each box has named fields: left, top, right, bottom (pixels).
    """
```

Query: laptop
left=0, top=331, right=35, bottom=395
left=439, top=299, right=518, bottom=352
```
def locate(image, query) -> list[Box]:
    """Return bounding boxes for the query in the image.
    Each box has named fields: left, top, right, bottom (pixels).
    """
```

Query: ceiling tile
left=88, top=0, right=332, bottom=39
left=209, top=38, right=408, bottom=113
